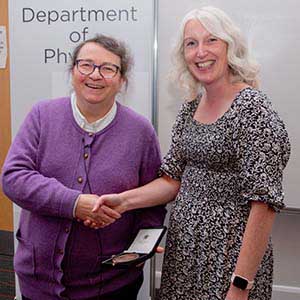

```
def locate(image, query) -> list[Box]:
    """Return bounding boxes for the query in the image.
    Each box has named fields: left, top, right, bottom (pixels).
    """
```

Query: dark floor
left=0, top=254, right=15, bottom=300
left=0, top=230, right=15, bottom=300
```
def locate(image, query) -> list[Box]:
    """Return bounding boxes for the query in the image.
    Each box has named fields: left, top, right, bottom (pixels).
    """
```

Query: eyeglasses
left=75, top=59, right=121, bottom=79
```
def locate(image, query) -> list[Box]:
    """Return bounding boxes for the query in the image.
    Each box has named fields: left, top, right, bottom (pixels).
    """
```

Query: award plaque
left=102, top=226, right=167, bottom=267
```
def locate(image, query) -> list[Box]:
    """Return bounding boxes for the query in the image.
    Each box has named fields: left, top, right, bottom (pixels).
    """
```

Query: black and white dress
left=158, top=87, right=291, bottom=300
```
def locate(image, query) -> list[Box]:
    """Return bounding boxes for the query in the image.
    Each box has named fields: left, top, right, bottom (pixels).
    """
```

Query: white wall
left=272, top=212, right=300, bottom=298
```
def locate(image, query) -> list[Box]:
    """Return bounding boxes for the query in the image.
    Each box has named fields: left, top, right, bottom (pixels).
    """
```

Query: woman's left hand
left=225, top=284, right=249, bottom=300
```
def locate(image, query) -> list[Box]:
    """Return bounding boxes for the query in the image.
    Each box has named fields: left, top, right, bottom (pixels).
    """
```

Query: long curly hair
left=170, top=6, right=260, bottom=99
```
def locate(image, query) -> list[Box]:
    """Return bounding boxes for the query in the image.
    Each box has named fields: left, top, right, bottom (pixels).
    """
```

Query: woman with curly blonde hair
left=91, top=6, right=290, bottom=300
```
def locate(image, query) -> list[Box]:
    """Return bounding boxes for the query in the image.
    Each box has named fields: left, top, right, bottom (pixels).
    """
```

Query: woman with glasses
left=1, top=35, right=166, bottom=300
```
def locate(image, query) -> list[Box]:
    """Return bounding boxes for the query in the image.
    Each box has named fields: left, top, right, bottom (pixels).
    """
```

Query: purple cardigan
left=1, top=98, right=166, bottom=299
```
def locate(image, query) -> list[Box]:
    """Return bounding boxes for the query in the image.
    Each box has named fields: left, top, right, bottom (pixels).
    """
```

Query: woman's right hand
left=92, top=193, right=127, bottom=214
left=75, top=194, right=121, bottom=228
left=86, top=193, right=126, bottom=228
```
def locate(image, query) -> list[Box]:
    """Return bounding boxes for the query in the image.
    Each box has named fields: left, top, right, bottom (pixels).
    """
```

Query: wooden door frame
left=0, top=0, right=13, bottom=233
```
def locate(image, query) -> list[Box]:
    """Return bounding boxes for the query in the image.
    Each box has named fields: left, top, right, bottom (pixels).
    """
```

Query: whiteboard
left=9, top=0, right=155, bottom=132
left=9, top=0, right=155, bottom=299
left=158, top=0, right=300, bottom=209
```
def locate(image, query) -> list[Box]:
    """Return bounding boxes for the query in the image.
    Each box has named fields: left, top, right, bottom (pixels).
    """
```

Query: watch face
left=232, top=276, right=248, bottom=290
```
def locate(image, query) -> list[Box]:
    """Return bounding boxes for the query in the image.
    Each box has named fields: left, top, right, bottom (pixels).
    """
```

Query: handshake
left=74, top=193, right=124, bottom=229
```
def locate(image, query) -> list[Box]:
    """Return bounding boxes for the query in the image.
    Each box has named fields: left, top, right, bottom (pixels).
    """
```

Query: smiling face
left=183, top=19, right=230, bottom=88
left=72, top=42, right=123, bottom=117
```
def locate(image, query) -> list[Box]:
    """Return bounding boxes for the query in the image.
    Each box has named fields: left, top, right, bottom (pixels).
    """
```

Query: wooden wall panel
left=0, top=0, right=13, bottom=231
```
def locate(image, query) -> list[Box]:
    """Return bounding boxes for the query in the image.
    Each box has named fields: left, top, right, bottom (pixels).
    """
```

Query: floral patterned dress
left=158, top=87, right=291, bottom=300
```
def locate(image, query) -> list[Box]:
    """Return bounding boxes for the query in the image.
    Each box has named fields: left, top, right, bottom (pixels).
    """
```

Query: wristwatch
left=231, top=273, right=254, bottom=290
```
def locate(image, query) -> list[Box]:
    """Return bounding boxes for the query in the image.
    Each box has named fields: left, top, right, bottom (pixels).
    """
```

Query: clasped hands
left=74, top=193, right=124, bottom=229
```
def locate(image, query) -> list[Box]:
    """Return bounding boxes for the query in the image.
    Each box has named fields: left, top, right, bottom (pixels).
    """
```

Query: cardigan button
left=84, top=153, right=89, bottom=159
left=77, top=176, right=83, bottom=183
left=57, top=249, right=64, bottom=255
left=88, top=132, right=93, bottom=137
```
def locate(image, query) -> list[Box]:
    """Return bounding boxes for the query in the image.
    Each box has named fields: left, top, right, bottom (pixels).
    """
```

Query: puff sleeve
left=238, top=91, right=291, bottom=212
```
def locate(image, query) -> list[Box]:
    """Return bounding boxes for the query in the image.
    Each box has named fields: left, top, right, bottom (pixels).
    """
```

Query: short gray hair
left=171, top=6, right=260, bottom=99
